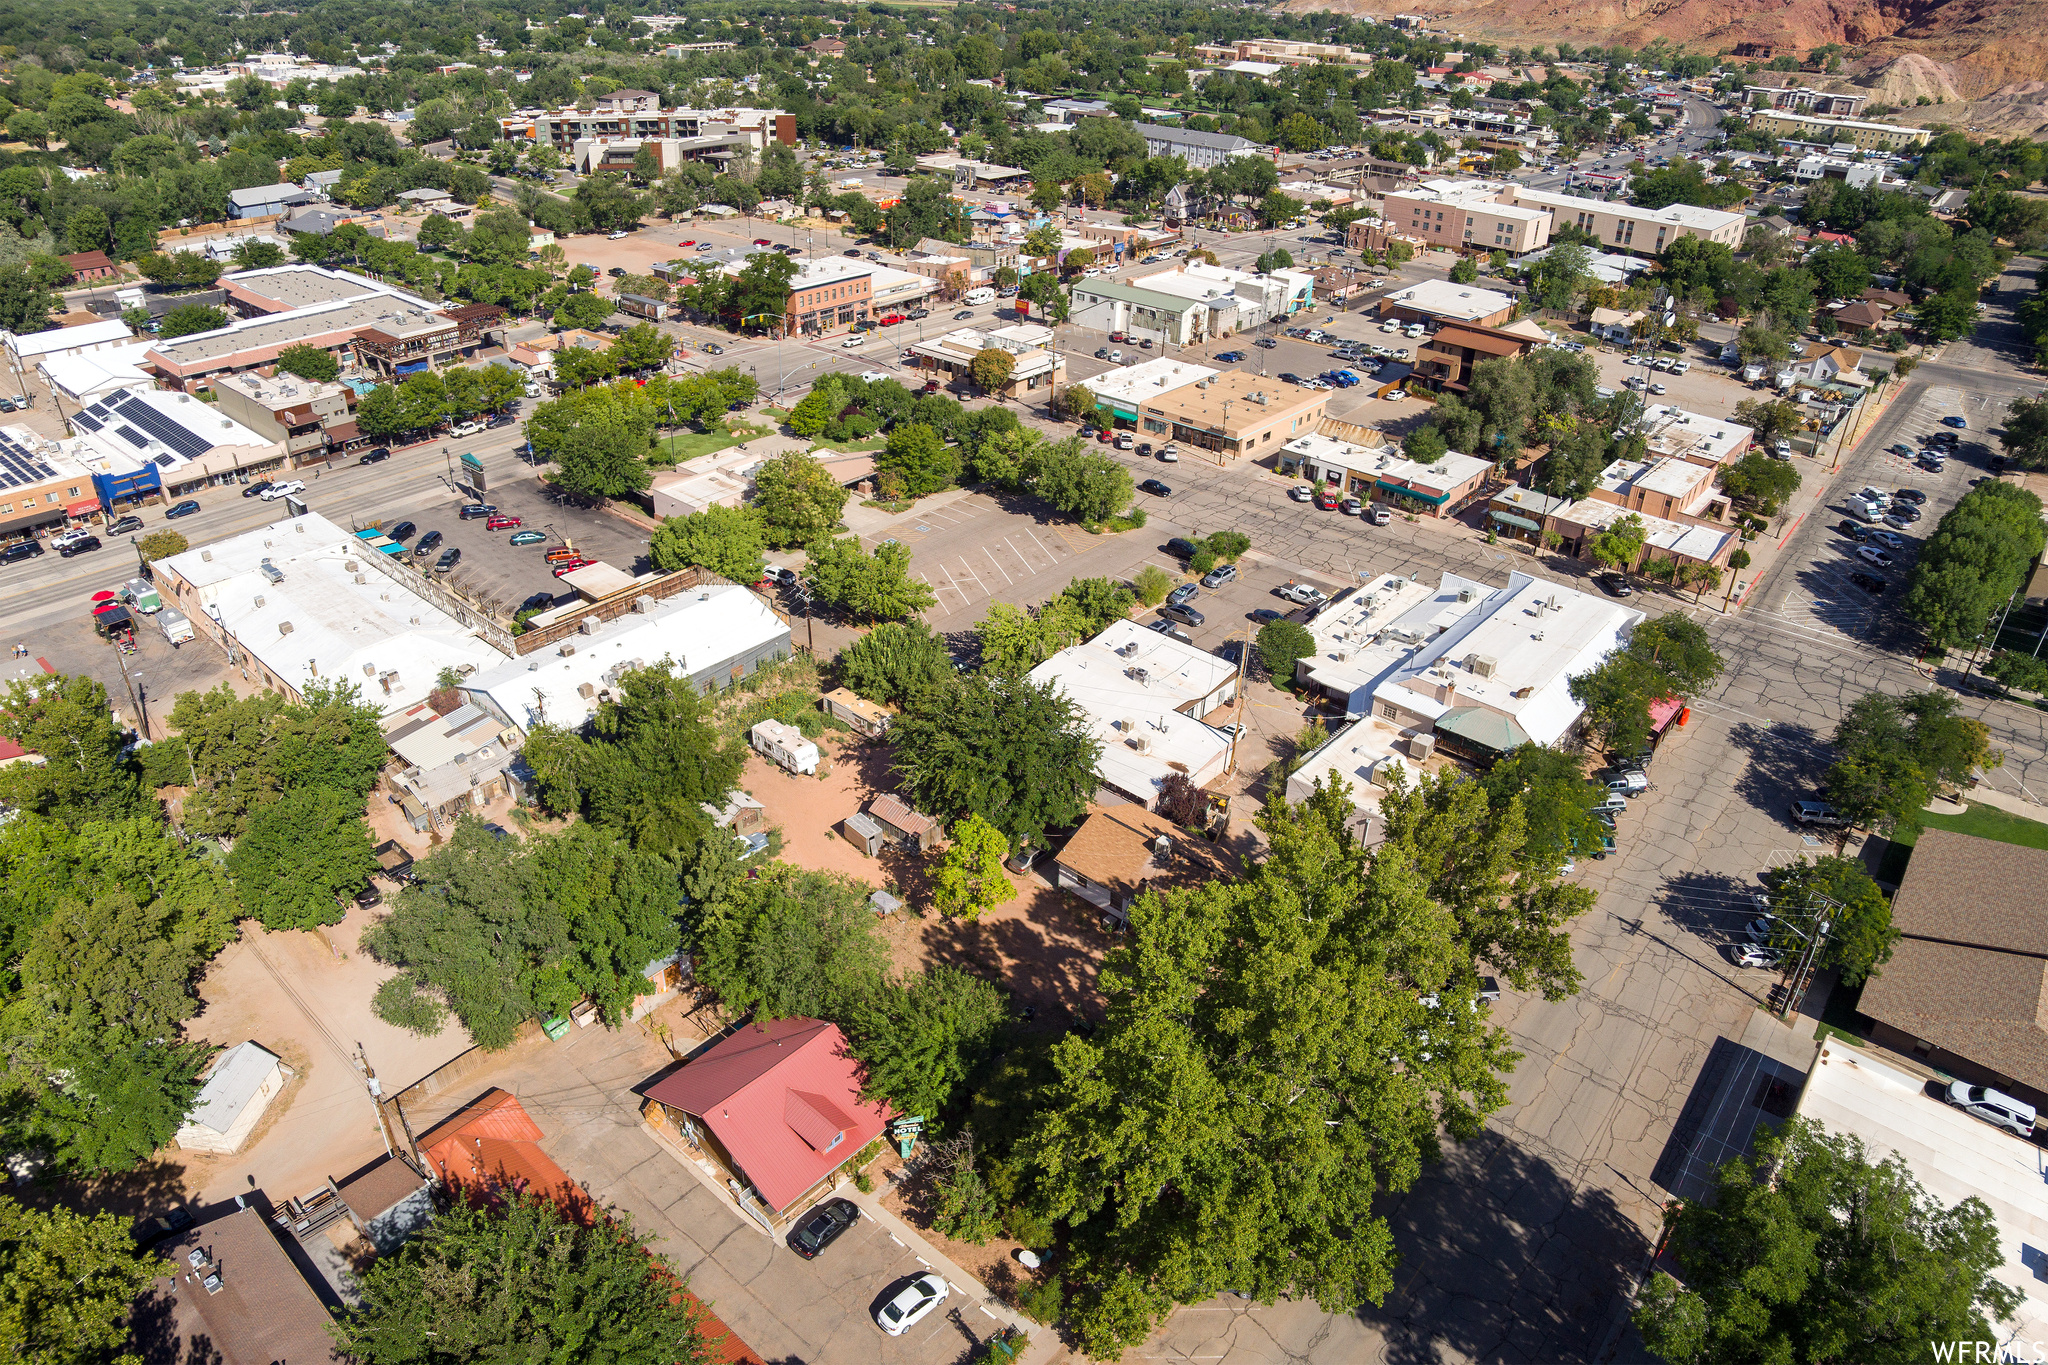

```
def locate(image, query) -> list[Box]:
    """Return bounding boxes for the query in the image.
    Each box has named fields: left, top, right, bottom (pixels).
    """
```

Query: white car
left=841, top=334, right=866, bottom=348
left=1383, top=388, right=1406, bottom=401
left=857, top=370, right=890, bottom=383
left=449, top=421, right=484, bottom=437
left=1380, top=321, right=1400, bottom=333
left=259, top=479, right=306, bottom=500
left=1158, top=445, right=1179, bottom=462
left=606, top=230, right=628, bottom=240
left=1289, top=483, right=1316, bottom=502
left=875, top=1273, right=949, bottom=1336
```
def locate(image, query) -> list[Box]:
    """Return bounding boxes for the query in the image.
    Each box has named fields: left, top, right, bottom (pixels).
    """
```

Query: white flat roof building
left=1379, top=279, right=1517, bottom=323
left=462, top=584, right=791, bottom=737
left=3, top=319, right=140, bottom=369
left=1028, top=618, right=1240, bottom=809
left=1373, top=570, right=1644, bottom=757
left=64, top=386, right=286, bottom=491
left=1296, top=569, right=1493, bottom=717
left=1507, top=185, right=1747, bottom=252
left=38, top=351, right=154, bottom=407
left=151, top=510, right=508, bottom=712
left=1083, top=357, right=1218, bottom=419
left=1554, top=496, right=1735, bottom=564
left=1797, top=1045, right=2048, bottom=1352
left=1636, top=403, right=1756, bottom=469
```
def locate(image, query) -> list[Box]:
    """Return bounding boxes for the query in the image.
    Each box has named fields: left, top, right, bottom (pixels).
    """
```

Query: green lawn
left=655, top=424, right=749, bottom=463
left=1873, top=800, right=2048, bottom=881
left=808, top=434, right=887, bottom=453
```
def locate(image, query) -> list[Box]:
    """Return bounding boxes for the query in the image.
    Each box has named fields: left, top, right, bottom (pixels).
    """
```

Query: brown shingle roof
left=1054, top=803, right=1236, bottom=902
left=1857, top=830, right=2048, bottom=1092
left=335, top=1152, right=427, bottom=1220
left=150, top=1206, right=344, bottom=1365
left=1830, top=301, right=1886, bottom=330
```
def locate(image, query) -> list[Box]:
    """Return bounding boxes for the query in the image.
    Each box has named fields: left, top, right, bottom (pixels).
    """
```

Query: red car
left=1316, top=489, right=1340, bottom=510
left=551, top=557, right=594, bottom=578
left=677, top=239, right=696, bottom=247
left=1096, top=429, right=1112, bottom=442
left=1109, top=331, right=1127, bottom=343
left=753, top=238, right=772, bottom=246
left=486, top=515, right=523, bottom=530
left=879, top=313, right=904, bottom=326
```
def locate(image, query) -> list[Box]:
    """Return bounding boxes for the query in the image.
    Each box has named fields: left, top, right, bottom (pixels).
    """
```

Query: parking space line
left=1024, top=527, right=1062, bottom=564
left=982, top=546, right=1014, bottom=586
left=1002, top=535, right=1038, bottom=574
left=954, top=557, right=989, bottom=595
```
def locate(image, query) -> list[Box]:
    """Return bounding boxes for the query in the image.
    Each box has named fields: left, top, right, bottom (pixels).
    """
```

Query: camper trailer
left=750, top=719, right=819, bottom=775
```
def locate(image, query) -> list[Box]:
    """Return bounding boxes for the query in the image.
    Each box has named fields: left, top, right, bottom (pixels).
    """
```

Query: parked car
left=1366, top=504, right=1391, bottom=526
left=108, top=515, right=144, bottom=535
left=1254, top=337, right=1277, bottom=348
left=1159, top=602, right=1205, bottom=627
left=259, top=480, right=305, bottom=500
left=1339, top=497, right=1363, bottom=515
left=1945, top=1081, right=2037, bottom=1138
left=1149, top=619, right=1194, bottom=644
left=1289, top=483, right=1316, bottom=503
left=241, top=480, right=273, bottom=498
left=1166, top=583, right=1201, bottom=608
left=1138, top=478, right=1172, bottom=496
left=1856, top=545, right=1894, bottom=568
left=552, top=557, right=593, bottom=577
left=1866, top=529, right=1905, bottom=551
left=1316, top=488, right=1340, bottom=510
left=786, top=1197, right=860, bottom=1260
left=413, top=530, right=443, bottom=557
left=1789, top=799, right=1848, bottom=827
left=165, top=500, right=201, bottom=518
left=1158, top=444, right=1178, bottom=462
left=520, top=591, right=558, bottom=614
left=1278, top=582, right=1326, bottom=606
left=1888, top=443, right=1917, bottom=459
left=459, top=504, right=498, bottom=520
left=486, top=515, right=524, bottom=530
left=1892, top=488, right=1928, bottom=505
left=1216, top=350, right=1246, bottom=362
left=57, top=535, right=101, bottom=557
left=1848, top=571, right=1888, bottom=595
left=385, top=520, right=417, bottom=542
left=1201, top=563, right=1238, bottom=588
left=359, top=447, right=391, bottom=464
left=1165, top=537, right=1201, bottom=560
left=434, top=547, right=462, bottom=573
left=1942, top=415, right=1968, bottom=428
left=1596, top=572, right=1634, bottom=597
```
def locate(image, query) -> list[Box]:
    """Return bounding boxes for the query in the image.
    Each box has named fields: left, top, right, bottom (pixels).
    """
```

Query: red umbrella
left=89, top=590, right=116, bottom=603
left=92, top=603, right=121, bottom=617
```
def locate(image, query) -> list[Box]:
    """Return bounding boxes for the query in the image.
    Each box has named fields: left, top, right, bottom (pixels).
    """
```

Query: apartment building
left=513, top=104, right=795, bottom=157
left=1747, top=110, right=1931, bottom=151
left=1506, top=186, right=1748, bottom=254
left=1134, top=123, right=1263, bottom=169
left=1376, top=178, right=1551, bottom=256
left=1743, top=85, right=1868, bottom=117
left=1132, top=370, right=1326, bottom=460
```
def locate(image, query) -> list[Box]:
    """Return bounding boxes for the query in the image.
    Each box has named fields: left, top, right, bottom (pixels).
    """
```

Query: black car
left=520, top=590, right=558, bottom=613
left=108, top=515, right=143, bottom=536
left=1849, top=571, right=1888, bottom=595
left=844, top=248, right=862, bottom=257
left=458, top=503, right=497, bottom=520
left=1138, top=478, right=1172, bottom=496
left=1596, top=572, right=1633, bottom=597
left=786, top=1197, right=860, bottom=1260
left=414, top=530, right=444, bottom=557
left=1165, top=537, right=1200, bottom=560
left=164, top=500, right=201, bottom=518
left=1278, top=372, right=1301, bottom=384
left=0, top=539, right=43, bottom=563
left=1892, top=488, right=1927, bottom=505
left=241, top=480, right=273, bottom=498
left=1836, top=519, right=1868, bottom=539
left=131, top=1207, right=195, bottom=1248
left=607, top=266, right=626, bottom=277
left=387, top=520, right=417, bottom=542
left=359, top=447, right=391, bottom=464
left=58, top=535, right=101, bottom=557
left=954, top=310, right=975, bottom=320
left=434, top=547, right=463, bottom=573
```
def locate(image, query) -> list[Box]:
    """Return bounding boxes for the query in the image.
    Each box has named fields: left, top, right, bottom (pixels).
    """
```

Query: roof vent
left=576, top=682, right=595, bottom=698
left=253, top=594, right=265, bottom=608
left=345, top=560, right=359, bottom=572
left=278, top=621, right=293, bottom=635
left=201, top=550, right=212, bottom=561
left=559, top=643, right=576, bottom=657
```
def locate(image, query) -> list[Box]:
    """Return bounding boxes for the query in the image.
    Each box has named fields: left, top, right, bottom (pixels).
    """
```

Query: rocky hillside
left=1288, top=0, right=2048, bottom=98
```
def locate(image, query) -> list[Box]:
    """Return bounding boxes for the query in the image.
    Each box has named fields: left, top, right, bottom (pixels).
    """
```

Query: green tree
left=1449, top=255, right=1479, bottom=284
left=156, top=303, right=228, bottom=338
left=136, top=531, right=187, bottom=562
left=969, top=346, right=1016, bottom=396
left=335, top=1193, right=712, bottom=1365
left=522, top=663, right=744, bottom=856
left=274, top=342, right=340, bottom=384
left=1256, top=619, right=1315, bottom=679
left=1634, top=1118, right=2020, bottom=1365
left=1033, top=441, right=1134, bottom=524
left=64, top=206, right=109, bottom=255
left=1589, top=512, right=1648, bottom=574
left=1985, top=649, right=2048, bottom=694
left=931, top=813, right=1015, bottom=919
left=1733, top=398, right=1804, bottom=447
left=1569, top=614, right=1725, bottom=756
left=852, top=969, right=1009, bottom=1124
left=731, top=249, right=799, bottom=329
left=690, top=863, right=889, bottom=1023
left=648, top=505, right=766, bottom=582
left=1999, top=391, right=2048, bottom=472
left=0, top=1196, right=161, bottom=1365
left=225, top=785, right=380, bottom=931
left=0, top=675, right=143, bottom=828
left=834, top=620, right=955, bottom=706
left=1760, top=855, right=1898, bottom=986
left=1716, top=451, right=1802, bottom=515
left=801, top=537, right=935, bottom=622
left=1904, top=482, right=2046, bottom=650
left=1017, top=780, right=1537, bottom=1358
left=893, top=672, right=1099, bottom=854
left=752, top=450, right=849, bottom=547
left=1918, top=287, right=1980, bottom=342
left=878, top=422, right=958, bottom=499
left=151, top=681, right=387, bottom=840
left=1825, top=690, right=2000, bottom=833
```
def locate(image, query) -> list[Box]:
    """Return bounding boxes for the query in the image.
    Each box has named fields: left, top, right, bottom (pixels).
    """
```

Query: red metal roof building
left=417, top=1089, right=764, bottom=1365
left=643, top=1017, right=890, bottom=1216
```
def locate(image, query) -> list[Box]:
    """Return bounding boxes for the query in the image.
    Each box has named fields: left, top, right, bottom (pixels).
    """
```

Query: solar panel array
left=72, top=405, right=104, bottom=433
left=115, top=425, right=147, bottom=448
left=110, top=397, right=214, bottom=461
left=0, top=430, right=58, bottom=491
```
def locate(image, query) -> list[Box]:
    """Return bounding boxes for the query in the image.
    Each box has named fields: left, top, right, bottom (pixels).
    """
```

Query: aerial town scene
left=2, top=0, right=2048, bottom=1361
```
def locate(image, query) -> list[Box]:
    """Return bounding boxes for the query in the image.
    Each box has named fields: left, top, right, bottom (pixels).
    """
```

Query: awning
left=66, top=500, right=101, bottom=517
left=1489, top=510, right=1542, bottom=532
left=1650, top=695, right=1685, bottom=734
left=323, top=420, right=361, bottom=443
left=1376, top=478, right=1450, bottom=506
left=1435, top=706, right=1530, bottom=754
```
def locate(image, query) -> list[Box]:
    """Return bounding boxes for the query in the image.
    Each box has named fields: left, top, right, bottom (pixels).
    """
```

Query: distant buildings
left=1133, top=122, right=1262, bottom=169
left=1748, top=109, right=1931, bottom=151
left=1348, top=179, right=1747, bottom=258
left=500, top=101, right=795, bottom=175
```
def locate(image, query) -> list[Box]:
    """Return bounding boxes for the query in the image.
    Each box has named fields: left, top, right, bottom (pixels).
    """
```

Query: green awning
left=1490, top=511, right=1543, bottom=532
left=1376, top=478, right=1451, bottom=506
left=1435, top=706, right=1531, bottom=754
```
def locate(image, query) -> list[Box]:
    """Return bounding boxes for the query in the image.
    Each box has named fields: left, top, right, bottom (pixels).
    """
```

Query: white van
left=962, top=287, right=996, bottom=305
left=1947, top=1081, right=2037, bottom=1138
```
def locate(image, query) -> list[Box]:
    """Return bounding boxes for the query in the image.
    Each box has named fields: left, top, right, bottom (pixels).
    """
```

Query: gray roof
left=184, top=1041, right=280, bottom=1133
left=1135, top=122, right=1258, bottom=153
left=229, top=183, right=311, bottom=208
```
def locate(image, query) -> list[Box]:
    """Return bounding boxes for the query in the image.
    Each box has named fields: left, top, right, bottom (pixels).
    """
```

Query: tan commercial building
left=1506, top=186, right=1748, bottom=255
left=1134, top=370, right=1327, bottom=461
left=1375, top=179, right=1552, bottom=257
left=0, top=426, right=99, bottom=539
left=211, top=370, right=367, bottom=467
left=1748, top=110, right=1930, bottom=151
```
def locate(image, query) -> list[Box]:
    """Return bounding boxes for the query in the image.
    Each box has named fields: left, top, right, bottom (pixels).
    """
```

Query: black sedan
left=458, top=503, right=497, bottom=520
left=954, top=310, right=975, bottom=320
left=1596, top=572, right=1634, bottom=597
left=164, top=500, right=201, bottom=519
left=1278, top=372, right=1302, bottom=384
left=520, top=590, right=558, bottom=613
left=413, top=530, right=443, bottom=557
left=57, top=535, right=101, bottom=557
left=358, top=447, right=391, bottom=464
left=387, top=520, right=417, bottom=542
left=241, top=480, right=273, bottom=498
left=1849, top=571, right=1888, bottom=595
left=1139, top=478, right=1172, bottom=496
left=434, top=547, right=463, bottom=573
left=786, top=1197, right=860, bottom=1260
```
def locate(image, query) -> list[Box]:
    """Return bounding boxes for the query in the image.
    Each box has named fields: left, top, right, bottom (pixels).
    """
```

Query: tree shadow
left=129, top=1286, right=225, bottom=1365
left=1725, top=717, right=1830, bottom=817
left=10, top=1156, right=191, bottom=1224
left=914, top=887, right=1111, bottom=1026
left=1355, top=1128, right=1650, bottom=1364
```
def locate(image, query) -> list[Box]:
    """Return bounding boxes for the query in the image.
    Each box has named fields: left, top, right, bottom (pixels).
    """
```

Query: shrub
left=1005, top=1203, right=1054, bottom=1247
left=1205, top=530, right=1250, bottom=561
left=1016, top=1275, right=1063, bottom=1326
left=1126, top=506, right=1147, bottom=528
left=373, top=973, right=447, bottom=1035
left=1133, top=565, right=1173, bottom=605
left=137, top=531, right=188, bottom=562
left=1188, top=547, right=1217, bottom=575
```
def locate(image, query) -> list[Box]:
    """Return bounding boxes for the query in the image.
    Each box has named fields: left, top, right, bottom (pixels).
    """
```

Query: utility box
left=750, top=719, right=818, bottom=775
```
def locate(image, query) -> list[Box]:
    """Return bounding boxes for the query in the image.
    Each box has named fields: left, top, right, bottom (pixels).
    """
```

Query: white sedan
left=857, top=371, right=890, bottom=383
left=259, top=480, right=306, bottom=500
left=1289, top=483, right=1316, bottom=502
left=875, top=1273, right=949, bottom=1337
left=841, top=334, right=866, bottom=348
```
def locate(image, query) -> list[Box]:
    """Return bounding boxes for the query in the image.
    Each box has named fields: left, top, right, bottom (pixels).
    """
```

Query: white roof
left=181, top=1041, right=281, bottom=1135
left=1298, top=570, right=1492, bottom=715
left=1513, top=185, right=1745, bottom=233
left=68, top=386, right=277, bottom=476
left=1377, top=571, right=1643, bottom=748
left=1280, top=431, right=1489, bottom=496
left=1083, top=357, right=1218, bottom=410
left=1555, top=497, right=1734, bottom=562
left=1029, top=619, right=1238, bottom=802
left=1381, top=279, right=1515, bottom=321
left=1285, top=716, right=1413, bottom=817
left=37, top=350, right=153, bottom=402
left=1798, top=1045, right=2048, bottom=1351
left=1224, top=60, right=1286, bottom=75
left=466, top=585, right=788, bottom=735
left=4, top=319, right=136, bottom=358
left=1636, top=404, right=1755, bottom=466
left=227, top=182, right=306, bottom=207
left=157, top=511, right=507, bottom=713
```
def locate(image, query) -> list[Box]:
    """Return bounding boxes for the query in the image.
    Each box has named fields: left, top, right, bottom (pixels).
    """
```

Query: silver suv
left=1789, top=799, right=1848, bottom=828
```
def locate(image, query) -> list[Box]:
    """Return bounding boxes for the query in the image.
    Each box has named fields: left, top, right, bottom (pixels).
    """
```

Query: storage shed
left=839, top=810, right=886, bottom=857
left=867, top=793, right=942, bottom=852
left=174, top=1041, right=286, bottom=1154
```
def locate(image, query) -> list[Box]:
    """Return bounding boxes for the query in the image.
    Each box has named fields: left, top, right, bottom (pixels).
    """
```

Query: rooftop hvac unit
left=1458, top=587, right=1473, bottom=603
left=1408, top=732, right=1436, bottom=761
left=1467, top=653, right=1497, bottom=678
left=1131, top=667, right=1150, bottom=687
left=345, top=560, right=359, bottom=572
left=1153, top=834, right=1173, bottom=860
left=580, top=615, right=602, bottom=634
left=559, top=643, right=576, bottom=657
left=252, top=595, right=265, bottom=609
left=278, top=621, right=293, bottom=635
left=201, top=550, right=212, bottom=561
left=353, top=574, right=366, bottom=585
left=259, top=558, right=284, bottom=584
left=1130, top=735, right=1151, bottom=753
left=409, top=616, right=421, bottom=626
left=1120, top=716, right=1136, bottom=733
left=363, top=664, right=376, bottom=677
left=632, top=595, right=655, bottom=613
left=1118, top=641, right=1139, bottom=659
left=577, top=682, right=596, bottom=698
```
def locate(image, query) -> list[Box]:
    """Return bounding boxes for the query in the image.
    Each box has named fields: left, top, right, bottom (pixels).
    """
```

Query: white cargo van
left=962, top=287, right=996, bottom=305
